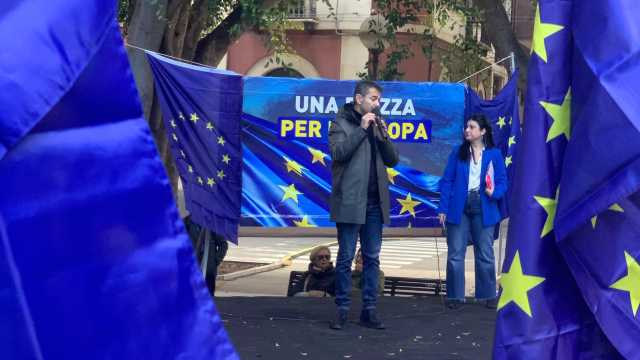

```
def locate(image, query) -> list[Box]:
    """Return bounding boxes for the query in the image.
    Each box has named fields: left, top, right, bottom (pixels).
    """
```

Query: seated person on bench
left=295, top=245, right=336, bottom=297
left=352, top=248, right=385, bottom=295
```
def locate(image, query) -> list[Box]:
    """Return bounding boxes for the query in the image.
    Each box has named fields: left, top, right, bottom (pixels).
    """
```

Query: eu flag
left=0, top=1, right=238, bottom=358
left=492, top=1, right=621, bottom=358
left=552, top=1, right=640, bottom=358
left=147, top=52, right=243, bottom=244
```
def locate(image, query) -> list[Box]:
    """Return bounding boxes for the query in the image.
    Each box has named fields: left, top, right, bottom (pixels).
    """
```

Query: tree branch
left=182, top=0, right=209, bottom=60
left=474, top=0, right=529, bottom=90
left=193, top=5, right=245, bottom=65
left=193, top=0, right=282, bottom=66
left=163, top=0, right=190, bottom=56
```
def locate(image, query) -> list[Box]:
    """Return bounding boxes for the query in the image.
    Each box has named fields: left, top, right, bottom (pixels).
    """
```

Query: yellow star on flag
left=197, top=176, right=203, bottom=185
left=217, top=169, right=226, bottom=180
left=591, top=203, right=624, bottom=228
left=509, top=117, right=513, bottom=125
left=293, top=215, right=317, bottom=228
left=217, top=136, right=226, bottom=146
left=180, top=150, right=186, bottom=158
left=610, top=251, right=640, bottom=317
left=508, top=136, right=516, bottom=147
left=531, top=4, right=564, bottom=63
left=170, top=119, right=177, bottom=128
left=279, top=184, right=303, bottom=204
left=178, top=112, right=185, bottom=121
left=222, top=154, right=231, bottom=165
left=190, top=113, right=199, bottom=123
left=308, top=146, right=328, bottom=166
left=534, top=188, right=559, bottom=238
left=541, top=89, right=571, bottom=142
left=206, top=122, right=214, bottom=131
left=505, top=156, right=512, bottom=167
left=284, top=156, right=305, bottom=176
left=387, top=167, right=400, bottom=184
left=610, top=203, right=624, bottom=212
left=498, top=251, right=546, bottom=317
left=207, top=178, right=215, bottom=187
left=496, top=116, right=507, bottom=129
left=188, top=165, right=193, bottom=173
left=172, top=133, right=178, bottom=142
left=397, top=193, right=421, bottom=217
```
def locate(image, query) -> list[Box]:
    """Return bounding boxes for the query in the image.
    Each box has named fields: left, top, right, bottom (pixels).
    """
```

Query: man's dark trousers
left=334, top=205, right=383, bottom=310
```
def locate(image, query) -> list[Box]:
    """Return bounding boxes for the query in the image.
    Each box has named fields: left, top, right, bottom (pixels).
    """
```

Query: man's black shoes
left=359, top=308, right=385, bottom=330
left=330, top=308, right=386, bottom=330
left=330, top=309, right=348, bottom=330
left=446, top=299, right=463, bottom=310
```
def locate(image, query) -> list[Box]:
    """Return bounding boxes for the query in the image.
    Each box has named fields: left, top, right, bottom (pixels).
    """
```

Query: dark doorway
left=264, top=67, right=304, bottom=78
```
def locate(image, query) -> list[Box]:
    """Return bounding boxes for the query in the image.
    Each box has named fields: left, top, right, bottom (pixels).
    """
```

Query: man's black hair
left=353, top=80, right=382, bottom=98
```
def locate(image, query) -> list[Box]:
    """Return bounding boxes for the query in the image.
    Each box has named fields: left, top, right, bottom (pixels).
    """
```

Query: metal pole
left=201, top=230, right=210, bottom=276
left=497, top=219, right=508, bottom=276
left=510, top=51, right=516, bottom=75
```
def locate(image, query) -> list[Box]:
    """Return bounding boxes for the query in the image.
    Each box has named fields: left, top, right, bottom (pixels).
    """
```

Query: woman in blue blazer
left=437, top=114, right=507, bottom=309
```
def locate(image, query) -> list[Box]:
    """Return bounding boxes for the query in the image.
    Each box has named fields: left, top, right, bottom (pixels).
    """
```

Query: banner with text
left=241, top=77, right=466, bottom=228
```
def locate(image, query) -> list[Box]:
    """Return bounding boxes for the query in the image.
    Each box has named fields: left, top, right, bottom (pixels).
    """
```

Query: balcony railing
left=288, top=0, right=317, bottom=20
left=466, top=20, right=491, bottom=48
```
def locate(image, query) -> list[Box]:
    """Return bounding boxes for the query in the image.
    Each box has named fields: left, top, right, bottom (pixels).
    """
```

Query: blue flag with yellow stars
left=492, top=1, right=622, bottom=358
left=551, top=1, right=640, bottom=358
left=466, top=69, right=521, bottom=218
left=147, top=52, right=243, bottom=244
left=0, top=0, right=237, bottom=358
left=239, top=77, right=463, bottom=228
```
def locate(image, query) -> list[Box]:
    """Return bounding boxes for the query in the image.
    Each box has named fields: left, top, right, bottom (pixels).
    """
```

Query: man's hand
left=361, top=113, right=376, bottom=130
left=377, top=118, right=388, bottom=133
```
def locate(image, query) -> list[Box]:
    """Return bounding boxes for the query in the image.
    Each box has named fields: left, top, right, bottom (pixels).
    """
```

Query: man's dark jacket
left=329, top=103, right=399, bottom=224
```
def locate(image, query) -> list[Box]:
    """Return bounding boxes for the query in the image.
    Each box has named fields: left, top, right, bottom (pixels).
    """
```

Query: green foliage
left=118, top=0, right=497, bottom=82
left=439, top=5, right=489, bottom=82
left=118, top=0, right=132, bottom=25
left=118, top=0, right=302, bottom=64
left=355, top=0, right=491, bottom=82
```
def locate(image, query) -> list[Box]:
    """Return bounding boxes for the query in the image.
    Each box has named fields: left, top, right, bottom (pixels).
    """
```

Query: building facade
left=215, top=0, right=533, bottom=98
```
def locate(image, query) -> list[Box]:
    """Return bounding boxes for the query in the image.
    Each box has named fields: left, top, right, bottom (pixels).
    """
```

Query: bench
left=286, top=270, right=446, bottom=297
left=383, top=276, right=446, bottom=297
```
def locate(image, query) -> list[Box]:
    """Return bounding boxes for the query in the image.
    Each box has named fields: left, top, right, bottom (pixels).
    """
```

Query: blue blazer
left=437, top=146, right=508, bottom=227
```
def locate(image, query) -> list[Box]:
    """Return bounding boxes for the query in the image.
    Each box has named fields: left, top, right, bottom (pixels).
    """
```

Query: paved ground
left=216, top=296, right=496, bottom=360
left=217, top=236, right=507, bottom=297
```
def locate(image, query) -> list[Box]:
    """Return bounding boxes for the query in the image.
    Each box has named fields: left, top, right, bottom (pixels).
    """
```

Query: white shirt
left=468, top=148, right=483, bottom=191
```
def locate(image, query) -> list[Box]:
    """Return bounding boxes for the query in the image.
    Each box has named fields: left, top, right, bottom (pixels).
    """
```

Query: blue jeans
left=445, top=191, right=497, bottom=301
left=335, top=205, right=382, bottom=310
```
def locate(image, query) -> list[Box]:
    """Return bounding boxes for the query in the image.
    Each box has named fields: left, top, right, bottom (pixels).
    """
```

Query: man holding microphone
left=328, top=81, right=399, bottom=330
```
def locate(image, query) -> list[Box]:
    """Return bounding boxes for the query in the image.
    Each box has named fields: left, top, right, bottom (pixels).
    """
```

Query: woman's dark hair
left=458, top=114, right=495, bottom=161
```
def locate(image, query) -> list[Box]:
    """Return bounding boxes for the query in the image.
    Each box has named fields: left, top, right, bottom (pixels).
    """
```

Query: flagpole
left=125, top=43, right=219, bottom=69
left=456, top=54, right=514, bottom=83
left=509, top=51, right=516, bottom=76
left=496, top=52, right=517, bottom=279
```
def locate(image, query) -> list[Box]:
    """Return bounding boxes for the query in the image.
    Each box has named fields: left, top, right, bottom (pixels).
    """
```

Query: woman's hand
left=485, top=186, right=494, bottom=198
left=438, top=213, right=446, bottom=225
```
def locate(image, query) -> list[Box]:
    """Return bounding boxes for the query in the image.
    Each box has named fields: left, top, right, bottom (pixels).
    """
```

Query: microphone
left=372, top=108, right=388, bottom=140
